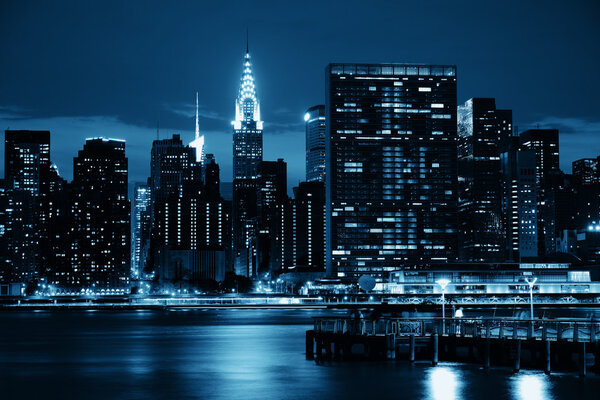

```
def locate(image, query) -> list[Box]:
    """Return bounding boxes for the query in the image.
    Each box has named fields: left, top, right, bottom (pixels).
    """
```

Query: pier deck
left=307, top=317, right=600, bottom=376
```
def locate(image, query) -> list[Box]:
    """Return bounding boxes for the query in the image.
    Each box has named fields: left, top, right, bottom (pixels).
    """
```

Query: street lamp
left=525, top=277, right=537, bottom=320
left=436, top=279, right=451, bottom=333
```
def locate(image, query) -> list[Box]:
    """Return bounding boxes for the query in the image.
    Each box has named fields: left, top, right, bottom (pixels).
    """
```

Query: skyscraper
left=256, top=159, right=288, bottom=275
left=573, top=158, right=599, bottom=186
left=3, top=130, right=51, bottom=282
left=305, top=105, right=326, bottom=182
left=132, top=182, right=151, bottom=279
left=292, top=181, right=326, bottom=272
left=520, top=129, right=560, bottom=192
left=325, top=64, right=458, bottom=281
left=500, top=137, right=538, bottom=261
left=71, top=138, right=130, bottom=289
left=150, top=134, right=195, bottom=205
left=457, top=98, right=510, bottom=262
left=232, top=45, right=263, bottom=277
left=520, top=129, right=560, bottom=256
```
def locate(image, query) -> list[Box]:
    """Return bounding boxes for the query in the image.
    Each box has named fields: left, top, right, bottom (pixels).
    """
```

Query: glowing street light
left=436, top=279, right=451, bottom=333
left=525, top=277, right=537, bottom=320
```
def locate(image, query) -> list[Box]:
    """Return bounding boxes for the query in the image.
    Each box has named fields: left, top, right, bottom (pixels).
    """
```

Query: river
left=0, top=309, right=598, bottom=399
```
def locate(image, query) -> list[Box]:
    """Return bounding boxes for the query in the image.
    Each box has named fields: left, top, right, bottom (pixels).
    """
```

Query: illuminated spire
left=190, top=92, right=204, bottom=163
left=195, top=91, right=199, bottom=139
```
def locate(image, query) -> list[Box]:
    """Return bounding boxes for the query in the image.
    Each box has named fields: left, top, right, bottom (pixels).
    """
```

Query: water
left=0, top=309, right=598, bottom=399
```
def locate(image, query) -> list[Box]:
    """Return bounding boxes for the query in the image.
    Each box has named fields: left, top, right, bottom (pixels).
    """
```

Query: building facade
left=71, top=138, right=130, bottom=289
left=520, top=129, right=560, bottom=256
left=291, top=181, right=326, bottom=272
left=3, top=130, right=51, bottom=282
left=305, top=105, right=326, bottom=182
left=325, top=63, right=459, bottom=281
left=457, top=98, right=511, bottom=262
left=132, top=182, right=151, bottom=280
left=500, top=137, right=538, bottom=261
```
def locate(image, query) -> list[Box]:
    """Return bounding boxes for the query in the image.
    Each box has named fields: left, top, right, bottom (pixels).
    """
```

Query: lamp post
left=436, top=279, right=451, bottom=334
left=525, top=277, right=537, bottom=320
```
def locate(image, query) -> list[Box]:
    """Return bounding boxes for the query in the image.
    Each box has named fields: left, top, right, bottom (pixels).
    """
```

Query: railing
left=313, top=317, right=600, bottom=343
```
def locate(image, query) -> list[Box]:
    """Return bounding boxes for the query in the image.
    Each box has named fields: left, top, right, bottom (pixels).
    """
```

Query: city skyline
left=1, top=0, right=600, bottom=188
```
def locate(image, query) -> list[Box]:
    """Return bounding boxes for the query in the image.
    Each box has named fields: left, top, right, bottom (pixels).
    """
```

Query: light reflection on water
left=0, top=309, right=597, bottom=400
left=510, top=372, right=554, bottom=400
left=427, top=366, right=463, bottom=400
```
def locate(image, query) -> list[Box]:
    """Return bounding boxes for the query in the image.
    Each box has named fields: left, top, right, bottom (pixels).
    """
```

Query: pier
left=306, top=316, right=600, bottom=376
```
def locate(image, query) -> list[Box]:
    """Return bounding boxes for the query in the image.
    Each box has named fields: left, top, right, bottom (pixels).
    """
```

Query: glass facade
left=305, top=105, right=326, bottom=182
left=325, top=63, right=458, bottom=281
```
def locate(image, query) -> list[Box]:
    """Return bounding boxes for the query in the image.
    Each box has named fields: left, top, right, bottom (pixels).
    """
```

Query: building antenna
left=156, top=121, right=159, bottom=140
left=246, top=27, right=249, bottom=54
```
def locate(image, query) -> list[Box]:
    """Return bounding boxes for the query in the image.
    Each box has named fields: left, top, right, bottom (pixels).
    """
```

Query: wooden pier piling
left=432, top=334, right=439, bottom=365
left=513, top=340, right=521, bottom=372
left=544, top=340, right=551, bottom=374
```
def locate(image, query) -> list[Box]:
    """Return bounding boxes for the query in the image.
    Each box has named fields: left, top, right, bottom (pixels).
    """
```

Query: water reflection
left=426, top=366, right=463, bottom=400
left=510, top=372, right=554, bottom=400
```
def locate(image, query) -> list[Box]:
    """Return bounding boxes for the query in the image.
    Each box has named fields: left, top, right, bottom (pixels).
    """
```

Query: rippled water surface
left=0, top=309, right=598, bottom=399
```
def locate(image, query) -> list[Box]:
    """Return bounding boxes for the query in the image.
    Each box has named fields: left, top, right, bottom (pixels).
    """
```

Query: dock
left=306, top=316, right=600, bottom=376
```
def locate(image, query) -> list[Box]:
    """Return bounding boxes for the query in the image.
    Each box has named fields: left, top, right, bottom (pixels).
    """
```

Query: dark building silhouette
left=457, top=98, right=511, bottom=262
left=256, top=159, right=288, bottom=276
left=150, top=134, right=195, bottom=205
left=520, top=129, right=560, bottom=256
left=305, top=105, right=326, bottom=182
left=325, top=63, right=458, bottom=281
left=291, top=181, right=326, bottom=272
left=149, top=136, right=228, bottom=283
left=2, top=130, right=51, bottom=282
left=573, top=158, right=599, bottom=186
left=232, top=47, right=263, bottom=278
left=500, top=137, right=538, bottom=261
left=70, top=138, right=130, bottom=289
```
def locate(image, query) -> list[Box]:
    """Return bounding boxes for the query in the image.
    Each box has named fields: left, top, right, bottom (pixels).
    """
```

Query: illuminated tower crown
left=233, top=49, right=262, bottom=129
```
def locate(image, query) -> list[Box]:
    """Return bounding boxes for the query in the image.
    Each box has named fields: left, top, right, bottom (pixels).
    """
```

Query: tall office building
left=520, top=129, right=560, bottom=192
left=520, top=129, right=560, bottom=256
left=305, top=105, right=326, bottom=182
left=573, top=158, right=599, bottom=186
left=457, top=98, right=510, bottom=262
left=291, top=181, right=326, bottom=272
left=326, top=64, right=458, bottom=280
left=232, top=45, right=263, bottom=277
left=0, top=180, right=9, bottom=282
left=71, top=138, right=130, bottom=289
left=132, top=182, right=151, bottom=279
left=3, top=130, right=51, bottom=282
left=256, top=159, right=288, bottom=275
left=150, top=134, right=195, bottom=204
left=500, top=137, right=538, bottom=261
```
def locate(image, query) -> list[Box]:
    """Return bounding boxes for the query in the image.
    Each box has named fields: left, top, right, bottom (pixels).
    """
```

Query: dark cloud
left=1, top=0, right=599, bottom=187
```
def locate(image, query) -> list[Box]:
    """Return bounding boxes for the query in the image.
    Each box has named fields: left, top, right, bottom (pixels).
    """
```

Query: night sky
left=1, top=0, right=599, bottom=188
